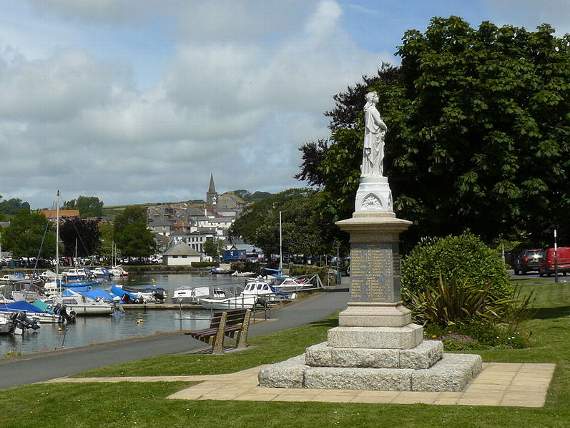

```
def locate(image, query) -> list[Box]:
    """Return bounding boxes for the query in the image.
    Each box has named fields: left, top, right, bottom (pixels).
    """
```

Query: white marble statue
left=362, top=91, right=387, bottom=177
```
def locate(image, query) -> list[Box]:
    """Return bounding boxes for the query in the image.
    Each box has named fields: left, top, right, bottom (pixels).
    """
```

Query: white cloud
left=0, top=50, right=130, bottom=121
left=0, top=1, right=384, bottom=207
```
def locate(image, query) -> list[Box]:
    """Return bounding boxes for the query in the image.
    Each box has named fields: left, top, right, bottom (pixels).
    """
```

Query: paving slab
left=45, top=360, right=555, bottom=408
left=165, top=362, right=555, bottom=407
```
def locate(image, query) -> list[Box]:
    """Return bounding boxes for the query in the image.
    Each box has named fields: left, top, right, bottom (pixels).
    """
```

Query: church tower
left=206, top=173, right=218, bottom=207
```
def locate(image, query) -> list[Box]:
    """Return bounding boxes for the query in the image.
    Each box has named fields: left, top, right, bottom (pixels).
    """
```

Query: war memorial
left=259, top=92, right=483, bottom=392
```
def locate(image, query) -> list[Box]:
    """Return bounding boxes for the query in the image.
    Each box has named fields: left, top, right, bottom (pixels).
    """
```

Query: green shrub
left=289, top=264, right=328, bottom=283
left=230, top=261, right=261, bottom=274
left=406, top=274, right=531, bottom=327
left=401, top=232, right=512, bottom=305
left=191, top=261, right=218, bottom=268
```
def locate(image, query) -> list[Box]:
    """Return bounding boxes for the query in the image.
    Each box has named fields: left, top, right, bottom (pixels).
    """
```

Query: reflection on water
left=0, top=273, right=247, bottom=356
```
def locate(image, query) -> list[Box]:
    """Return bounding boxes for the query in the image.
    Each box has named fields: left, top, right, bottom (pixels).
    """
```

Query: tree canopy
left=229, top=188, right=343, bottom=258
left=203, top=239, right=219, bottom=259
left=64, top=196, right=104, bottom=218
left=3, top=211, right=56, bottom=258
left=0, top=196, right=30, bottom=216
left=113, top=206, right=155, bottom=257
left=298, top=17, right=570, bottom=245
left=59, top=218, right=101, bottom=257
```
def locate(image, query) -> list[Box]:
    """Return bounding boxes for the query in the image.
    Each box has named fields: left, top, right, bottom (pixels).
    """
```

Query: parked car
left=539, top=247, right=570, bottom=276
left=513, top=249, right=544, bottom=275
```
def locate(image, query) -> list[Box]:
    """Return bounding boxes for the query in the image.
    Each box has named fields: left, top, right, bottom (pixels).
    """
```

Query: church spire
left=207, top=173, right=218, bottom=207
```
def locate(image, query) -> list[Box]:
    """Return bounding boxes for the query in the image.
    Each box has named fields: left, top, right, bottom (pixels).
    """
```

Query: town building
left=162, top=243, right=201, bottom=266
left=40, top=209, right=80, bottom=221
left=150, top=173, right=257, bottom=259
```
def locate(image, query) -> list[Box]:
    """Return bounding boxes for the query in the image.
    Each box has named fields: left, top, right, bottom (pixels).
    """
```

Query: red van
left=539, top=247, right=570, bottom=276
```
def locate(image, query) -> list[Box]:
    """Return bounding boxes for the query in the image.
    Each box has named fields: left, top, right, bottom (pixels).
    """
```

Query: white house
left=162, top=243, right=201, bottom=266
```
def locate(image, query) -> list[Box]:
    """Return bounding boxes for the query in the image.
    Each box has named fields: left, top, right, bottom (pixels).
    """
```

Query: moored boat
left=173, top=286, right=225, bottom=303
left=199, top=294, right=257, bottom=310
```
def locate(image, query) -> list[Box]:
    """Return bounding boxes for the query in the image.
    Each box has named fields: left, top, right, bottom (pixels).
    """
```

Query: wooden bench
left=185, top=308, right=251, bottom=354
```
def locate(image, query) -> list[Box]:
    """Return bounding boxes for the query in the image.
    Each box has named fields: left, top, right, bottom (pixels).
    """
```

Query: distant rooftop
left=163, top=243, right=200, bottom=256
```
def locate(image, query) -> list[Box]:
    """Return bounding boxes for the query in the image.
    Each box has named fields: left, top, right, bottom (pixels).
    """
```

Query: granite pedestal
left=258, top=179, right=482, bottom=392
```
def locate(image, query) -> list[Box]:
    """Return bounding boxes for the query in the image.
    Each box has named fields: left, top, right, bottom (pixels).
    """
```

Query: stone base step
left=305, top=340, right=443, bottom=370
left=258, top=353, right=482, bottom=392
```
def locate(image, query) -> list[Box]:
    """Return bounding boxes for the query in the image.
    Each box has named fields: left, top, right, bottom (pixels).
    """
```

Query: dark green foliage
left=298, top=17, right=570, bottom=244
left=406, top=274, right=531, bottom=328
left=63, top=196, right=104, bottom=218
left=190, top=261, right=218, bottom=268
left=3, top=211, right=56, bottom=258
left=59, top=218, right=101, bottom=257
left=401, top=233, right=512, bottom=304
left=232, top=190, right=273, bottom=202
left=288, top=265, right=329, bottom=283
left=229, top=188, right=344, bottom=258
left=402, top=233, right=533, bottom=350
left=230, top=260, right=261, bottom=274
left=113, top=206, right=155, bottom=257
left=0, top=196, right=30, bottom=216
left=202, top=239, right=219, bottom=259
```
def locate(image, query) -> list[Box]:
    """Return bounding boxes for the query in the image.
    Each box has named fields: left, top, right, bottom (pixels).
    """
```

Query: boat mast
left=56, top=190, right=60, bottom=295
left=279, top=210, right=283, bottom=273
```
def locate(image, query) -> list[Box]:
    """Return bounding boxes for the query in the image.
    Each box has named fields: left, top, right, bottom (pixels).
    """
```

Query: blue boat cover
left=82, top=289, right=115, bottom=302
left=110, top=285, right=140, bottom=301
left=65, top=281, right=97, bottom=288
left=0, top=300, right=46, bottom=313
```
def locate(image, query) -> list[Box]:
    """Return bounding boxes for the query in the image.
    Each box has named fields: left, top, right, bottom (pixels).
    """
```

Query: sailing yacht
left=47, top=191, right=114, bottom=316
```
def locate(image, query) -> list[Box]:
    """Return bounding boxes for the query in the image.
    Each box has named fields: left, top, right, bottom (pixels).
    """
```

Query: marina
left=0, top=273, right=255, bottom=356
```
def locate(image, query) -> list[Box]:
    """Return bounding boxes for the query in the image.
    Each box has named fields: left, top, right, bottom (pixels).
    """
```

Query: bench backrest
left=209, top=309, right=248, bottom=329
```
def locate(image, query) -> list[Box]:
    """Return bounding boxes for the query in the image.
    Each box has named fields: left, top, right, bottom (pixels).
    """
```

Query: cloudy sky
left=0, top=0, right=568, bottom=208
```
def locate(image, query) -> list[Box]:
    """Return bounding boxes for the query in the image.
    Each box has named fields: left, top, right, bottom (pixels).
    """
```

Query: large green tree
left=113, top=206, right=155, bottom=257
left=98, top=222, right=114, bottom=259
left=3, top=211, right=56, bottom=258
left=59, top=218, right=101, bottom=257
left=203, top=239, right=219, bottom=260
left=64, top=196, right=104, bottom=218
left=298, top=17, right=570, bottom=245
left=229, top=189, right=342, bottom=258
left=0, top=196, right=30, bottom=216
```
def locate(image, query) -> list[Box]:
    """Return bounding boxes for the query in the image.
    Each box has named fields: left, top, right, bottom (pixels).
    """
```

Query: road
left=0, top=289, right=349, bottom=390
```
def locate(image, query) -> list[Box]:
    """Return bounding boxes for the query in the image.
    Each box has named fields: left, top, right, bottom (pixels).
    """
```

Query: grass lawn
left=1, top=278, right=570, bottom=427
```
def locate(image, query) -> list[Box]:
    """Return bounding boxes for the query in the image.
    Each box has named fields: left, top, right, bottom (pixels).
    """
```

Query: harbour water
left=0, top=273, right=247, bottom=356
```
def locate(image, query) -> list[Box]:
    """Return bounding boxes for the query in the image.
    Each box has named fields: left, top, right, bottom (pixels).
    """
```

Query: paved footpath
left=0, top=289, right=348, bottom=390
left=45, top=362, right=555, bottom=408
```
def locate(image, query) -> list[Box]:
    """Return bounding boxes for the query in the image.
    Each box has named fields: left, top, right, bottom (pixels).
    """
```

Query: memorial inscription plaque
left=350, top=242, right=400, bottom=303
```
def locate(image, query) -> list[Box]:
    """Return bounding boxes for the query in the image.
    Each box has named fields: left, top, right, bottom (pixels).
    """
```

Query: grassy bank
left=1, top=277, right=569, bottom=427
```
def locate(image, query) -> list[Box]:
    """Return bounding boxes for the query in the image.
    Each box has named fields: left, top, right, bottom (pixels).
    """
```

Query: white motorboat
left=39, top=270, right=62, bottom=281
left=42, top=279, right=61, bottom=297
left=173, top=286, right=225, bottom=303
left=199, top=294, right=257, bottom=310
left=243, top=280, right=294, bottom=302
left=0, top=313, right=15, bottom=334
left=109, top=265, right=128, bottom=278
left=11, top=290, right=41, bottom=302
left=62, top=268, right=89, bottom=282
left=90, top=267, right=111, bottom=279
left=47, top=290, right=114, bottom=316
left=272, top=277, right=313, bottom=293
left=231, top=271, right=257, bottom=277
